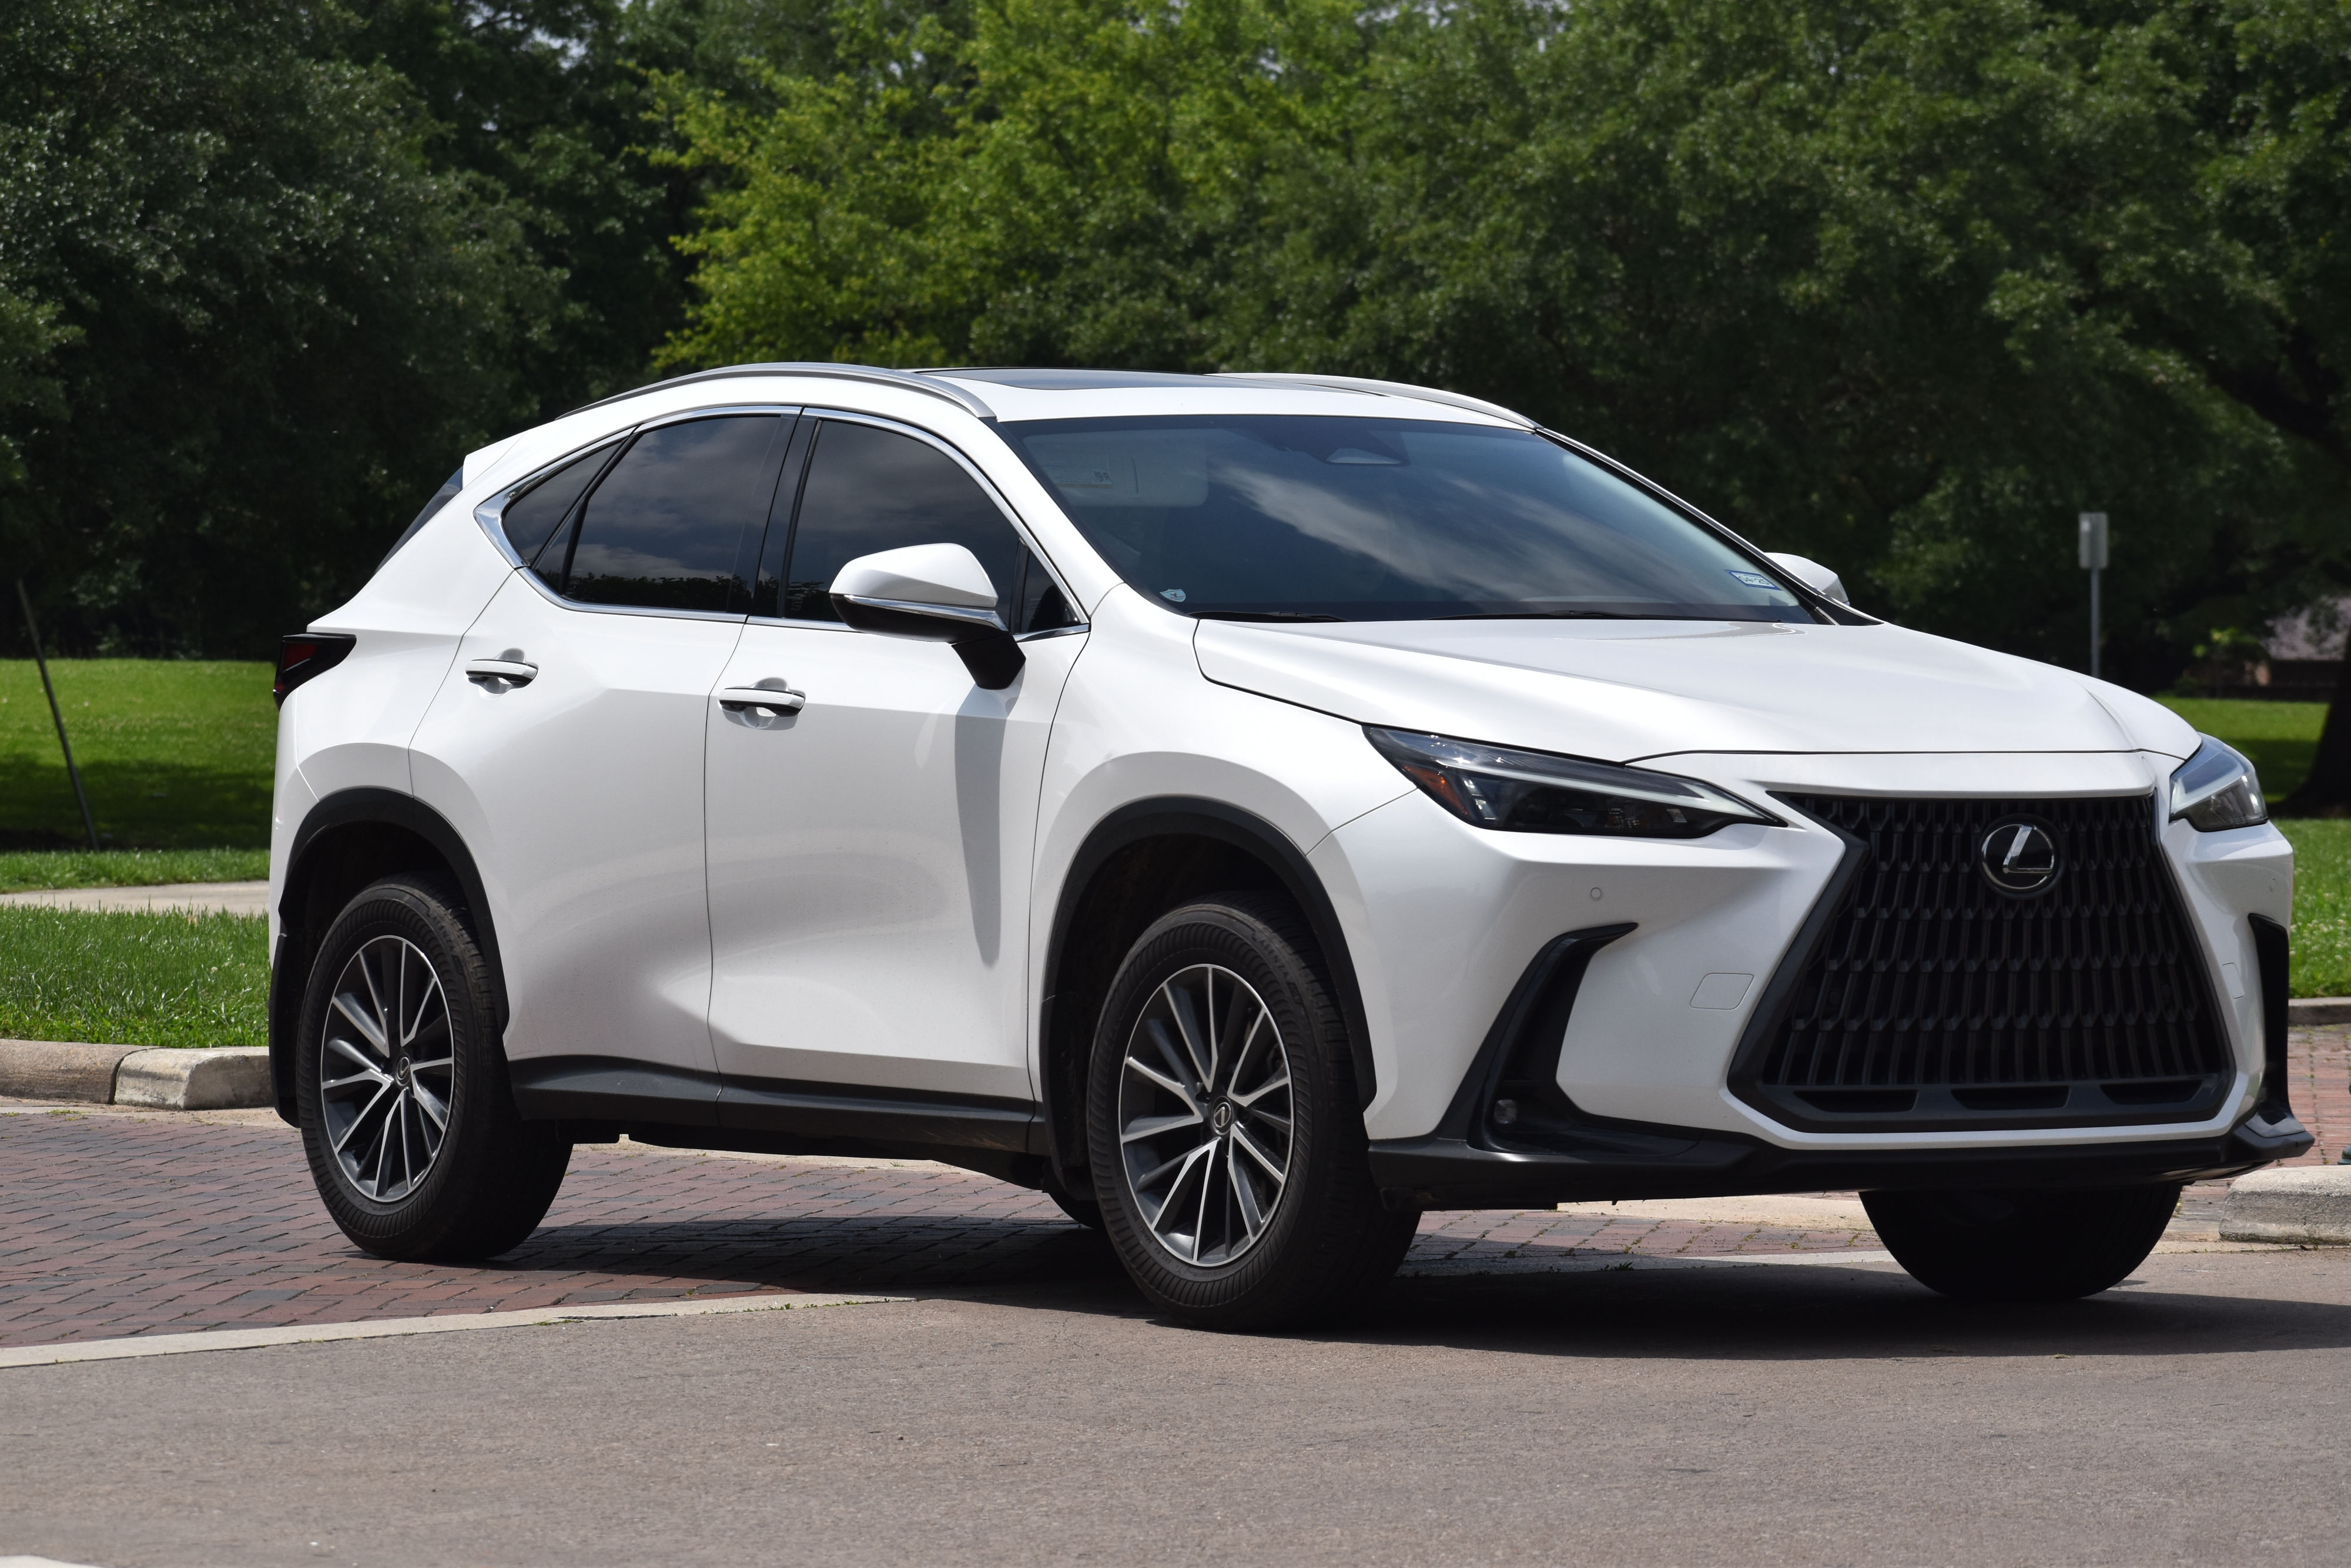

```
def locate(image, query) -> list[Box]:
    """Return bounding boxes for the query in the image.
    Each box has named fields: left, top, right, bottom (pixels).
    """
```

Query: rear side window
left=550, top=415, right=785, bottom=614
left=775, top=421, right=1026, bottom=623
left=503, top=443, right=615, bottom=568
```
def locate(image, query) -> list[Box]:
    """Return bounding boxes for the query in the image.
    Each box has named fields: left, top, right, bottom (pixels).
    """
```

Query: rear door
left=411, top=411, right=794, bottom=1121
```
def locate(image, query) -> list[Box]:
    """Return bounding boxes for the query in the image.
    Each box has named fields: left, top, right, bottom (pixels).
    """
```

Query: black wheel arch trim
left=270, top=787, right=507, bottom=1127
left=1037, top=796, right=1378, bottom=1191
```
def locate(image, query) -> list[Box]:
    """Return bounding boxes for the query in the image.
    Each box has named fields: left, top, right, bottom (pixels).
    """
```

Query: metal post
left=14, top=577, right=100, bottom=851
left=2079, top=512, right=2109, bottom=681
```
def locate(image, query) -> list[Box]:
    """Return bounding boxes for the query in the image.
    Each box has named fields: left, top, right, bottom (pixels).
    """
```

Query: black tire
left=1862, top=1184, right=2180, bottom=1301
left=1087, top=893, right=1416, bottom=1330
left=296, top=875, right=571, bottom=1261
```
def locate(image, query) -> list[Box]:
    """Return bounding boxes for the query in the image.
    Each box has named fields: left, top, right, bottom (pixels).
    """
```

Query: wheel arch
left=270, top=787, right=506, bottom=1125
left=1039, top=797, right=1375, bottom=1192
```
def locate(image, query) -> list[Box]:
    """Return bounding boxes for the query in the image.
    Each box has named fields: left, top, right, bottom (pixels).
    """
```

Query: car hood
left=1192, top=617, right=2198, bottom=762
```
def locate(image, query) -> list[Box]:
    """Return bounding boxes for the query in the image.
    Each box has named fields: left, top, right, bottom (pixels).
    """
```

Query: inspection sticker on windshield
left=1726, top=569, right=1786, bottom=590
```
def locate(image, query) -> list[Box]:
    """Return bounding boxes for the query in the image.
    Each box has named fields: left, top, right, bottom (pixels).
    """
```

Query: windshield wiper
left=1190, top=609, right=1347, bottom=622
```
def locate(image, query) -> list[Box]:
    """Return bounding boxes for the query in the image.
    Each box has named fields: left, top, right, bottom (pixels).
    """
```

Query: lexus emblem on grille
left=1978, top=816, right=2062, bottom=897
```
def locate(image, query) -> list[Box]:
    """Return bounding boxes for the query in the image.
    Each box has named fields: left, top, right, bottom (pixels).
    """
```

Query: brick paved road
left=8, top=1026, right=2339, bottom=1353
left=0, top=1114, right=1876, bottom=1351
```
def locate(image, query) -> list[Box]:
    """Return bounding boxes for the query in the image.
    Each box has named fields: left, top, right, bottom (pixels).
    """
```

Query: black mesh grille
left=1744, top=793, right=2227, bottom=1124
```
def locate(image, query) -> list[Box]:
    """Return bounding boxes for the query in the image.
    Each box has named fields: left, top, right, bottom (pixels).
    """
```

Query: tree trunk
left=2282, top=639, right=2351, bottom=816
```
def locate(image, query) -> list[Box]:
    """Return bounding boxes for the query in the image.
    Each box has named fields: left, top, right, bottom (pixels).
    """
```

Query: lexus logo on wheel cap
left=1978, top=816, right=2062, bottom=897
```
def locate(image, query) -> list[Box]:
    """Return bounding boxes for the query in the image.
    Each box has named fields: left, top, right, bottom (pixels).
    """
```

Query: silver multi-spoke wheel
left=318, top=934, right=454, bottom=1203
left=1118, top=962, right=1294, bottom=1267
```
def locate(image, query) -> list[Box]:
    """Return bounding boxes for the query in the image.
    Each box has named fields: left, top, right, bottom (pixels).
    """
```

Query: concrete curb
left=2288, top=997, right=2351, bottom=1026
left=2221, top=1166, right=2351, bottom=1244
left=0, top=1039, right=271, bottom=1111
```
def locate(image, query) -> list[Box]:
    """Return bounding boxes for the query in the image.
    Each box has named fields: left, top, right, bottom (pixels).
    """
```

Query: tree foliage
left=661, top=0, right=2351, bottom=686
left=3, top=0, right=2348, bottom=688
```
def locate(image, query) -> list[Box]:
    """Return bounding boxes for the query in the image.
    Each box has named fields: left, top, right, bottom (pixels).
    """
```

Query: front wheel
left=296, top=875, right=571, bottom=1261
left=1087, top=893, right=1416, bottom=1330
left=1862, top=1184, right=2180, bottom=1301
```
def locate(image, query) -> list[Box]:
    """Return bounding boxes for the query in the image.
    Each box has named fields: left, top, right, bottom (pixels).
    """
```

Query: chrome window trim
left=513, top=565, right=748, bottom=624
left=473, top=432, right=631, bottom=570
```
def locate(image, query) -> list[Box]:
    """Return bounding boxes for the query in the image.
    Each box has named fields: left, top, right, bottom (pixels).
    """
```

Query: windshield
left=1006, top=416, right=1810, bottom=622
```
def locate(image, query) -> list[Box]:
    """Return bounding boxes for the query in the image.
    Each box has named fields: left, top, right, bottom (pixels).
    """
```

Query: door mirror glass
left=831, top=544, right=1025, bottom=690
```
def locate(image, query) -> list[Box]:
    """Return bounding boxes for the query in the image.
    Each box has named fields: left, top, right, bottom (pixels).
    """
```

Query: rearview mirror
left=1765, top=552, right=1848, bottom=607
left=829, top=544, right=1025, bottom=690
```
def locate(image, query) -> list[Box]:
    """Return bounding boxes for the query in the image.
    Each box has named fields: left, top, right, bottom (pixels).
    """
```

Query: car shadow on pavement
left=890, top=1251, right=2351, bottom=1367
left=1295, top=1258, right=2351, bottom=1363
left=494, top=1213, right=1132, bottom=1299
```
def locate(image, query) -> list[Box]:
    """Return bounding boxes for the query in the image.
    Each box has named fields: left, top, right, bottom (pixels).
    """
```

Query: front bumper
left=1327, top=748, right=2300, bottom=1177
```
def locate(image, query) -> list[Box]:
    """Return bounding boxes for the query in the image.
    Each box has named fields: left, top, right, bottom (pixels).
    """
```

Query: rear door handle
left=465, top=658, right=538, bottom=687
left=717, top=684, right=805, bottom=715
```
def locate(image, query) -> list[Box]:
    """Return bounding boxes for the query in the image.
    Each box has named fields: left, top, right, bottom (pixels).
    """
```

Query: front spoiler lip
left=1367, top=1106, right=2312, bottom=1209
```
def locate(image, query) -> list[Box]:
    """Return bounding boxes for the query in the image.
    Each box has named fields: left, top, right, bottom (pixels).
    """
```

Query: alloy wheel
left=1117, top=962, right=1295, bottom=1266
left=318, top=934, right=455, bottom=1202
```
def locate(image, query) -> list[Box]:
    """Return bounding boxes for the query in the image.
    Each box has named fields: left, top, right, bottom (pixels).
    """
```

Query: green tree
left=658, top=0, right=2349, bottom=694
left=0, top=0, right=558, bottom=655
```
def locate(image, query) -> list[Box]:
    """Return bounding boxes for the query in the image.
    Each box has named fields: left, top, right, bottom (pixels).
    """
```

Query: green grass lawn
left=2155, top=697, right=2325, bottom=802
left=0, top=847, right=270, bottom=894
left=0, top=659, right=275, bottom=849
left=0, top=907, right=267, bottom=1047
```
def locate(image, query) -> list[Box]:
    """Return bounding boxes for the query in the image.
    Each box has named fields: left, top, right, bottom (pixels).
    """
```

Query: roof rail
left=567, top=363, right=998, bottom=422
left=1210, top=372, right=1537, bottom=428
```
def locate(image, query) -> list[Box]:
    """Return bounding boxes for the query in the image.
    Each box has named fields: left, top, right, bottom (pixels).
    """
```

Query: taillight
left=275, top=633, right=356, bottom=707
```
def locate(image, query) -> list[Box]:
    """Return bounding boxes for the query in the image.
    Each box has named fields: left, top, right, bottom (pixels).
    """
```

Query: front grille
left=1734, top=793, right=2231, bottom=1130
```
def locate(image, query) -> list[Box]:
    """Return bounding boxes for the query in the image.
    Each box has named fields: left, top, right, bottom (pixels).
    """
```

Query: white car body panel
left=705, top=620, right=1084, bottom=1101
left=408, top=573, right=742, bottom=1078
left=1193, top=617, right=2200, bottom=762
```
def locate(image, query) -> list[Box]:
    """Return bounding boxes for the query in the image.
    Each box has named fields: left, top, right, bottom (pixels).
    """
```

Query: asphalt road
left=6, top=1247, right=2349, bottom=1566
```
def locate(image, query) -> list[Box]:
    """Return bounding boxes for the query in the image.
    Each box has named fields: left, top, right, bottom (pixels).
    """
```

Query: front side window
left=544, top=415, right=785, bottom=613
left=1006, top=415, right=1810, bottom=623
left=774, top=420, right=1030, bottom=625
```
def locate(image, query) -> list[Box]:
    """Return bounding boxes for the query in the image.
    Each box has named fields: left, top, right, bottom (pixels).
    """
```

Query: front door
left=703, top=416, right=1086, bottom=1138
left=411, top=411, right=792, bottom=1119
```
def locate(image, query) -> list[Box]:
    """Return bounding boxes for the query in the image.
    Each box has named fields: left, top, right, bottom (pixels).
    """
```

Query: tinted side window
left=782, top=421, right=1024, bottom=622
left=502, top=443, right=614, bottom=568
left=1016, top=551, right=1081, bottom=634
left=562, top=416, right=783, bottom=612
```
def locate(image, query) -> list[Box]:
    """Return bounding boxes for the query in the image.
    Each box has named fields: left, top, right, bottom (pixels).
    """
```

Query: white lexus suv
left=268, top=365, right=2308, bottom=1328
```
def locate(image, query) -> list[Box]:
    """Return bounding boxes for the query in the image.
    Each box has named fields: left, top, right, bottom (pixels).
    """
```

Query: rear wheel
left=296, top=875, right=571, bottom=1261
left=1087, top=893, right=1416, bottom=1330
left=1863, top=1184, right=2179, bottom=1301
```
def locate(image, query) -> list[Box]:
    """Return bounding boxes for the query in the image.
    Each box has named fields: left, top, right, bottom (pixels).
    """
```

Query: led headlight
left=1366, top=728, right=1779, bottom=838
left=2169, top=735, right=2268, bottom=831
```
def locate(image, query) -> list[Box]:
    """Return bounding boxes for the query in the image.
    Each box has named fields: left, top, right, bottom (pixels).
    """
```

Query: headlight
left=2169, top=735, right=2268, bottom=831
left=1365, top=728, right=1779, bottom=838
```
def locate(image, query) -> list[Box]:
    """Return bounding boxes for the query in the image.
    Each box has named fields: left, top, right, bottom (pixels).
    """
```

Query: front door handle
left=718, top=684, right=805, bottom=716
left=466, top=658, right=538, bottom=688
